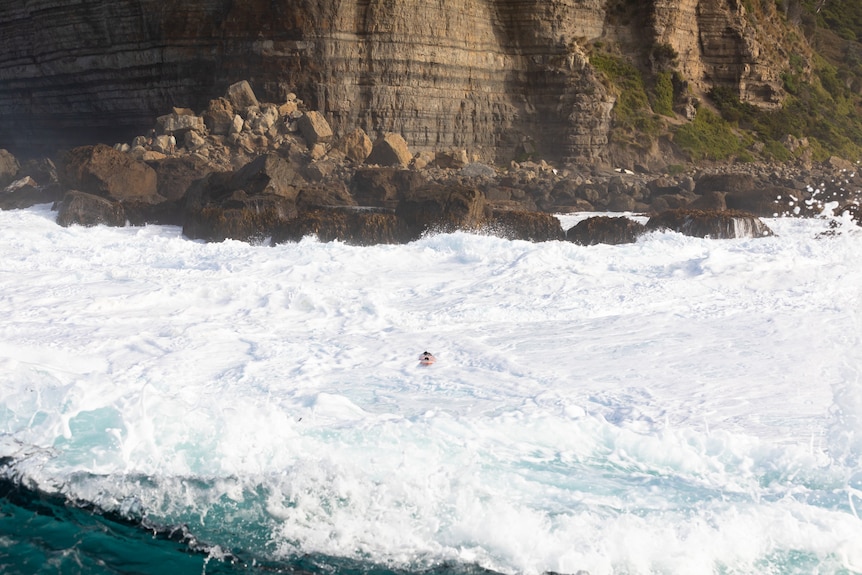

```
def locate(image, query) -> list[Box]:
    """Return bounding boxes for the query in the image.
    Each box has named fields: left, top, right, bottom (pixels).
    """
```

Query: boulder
left=302, top=158, right=340, bottom=182
left=225, top=80, right=258, bottom=111
left=566, top=216, right=646, bottom=245
left=149, top=155, right=220, bottom=201
left=247, top=104, right=280, bottom=135
left=331, top=128, right=373, bottom=163
left=351, top=168, right=426, bottom=208
left=184, top=130, right=207, bottom=151
left=0, top=176, right=64, bottom=210
left=151, top=134, right=176, bottom=154
left=366, top=133, right=412, bottom=167
left=486, top=209, right=565, bottom=242
left=645, top=209, right=773, bottom=239
left=231, top=153, right=306, bottom=200
left=55, top=190, right=125, bottom=227
left=156, top=112, right=206, bottom=136
left=396, top=183, right=486, bottom=240
left=203, top=98, right=235, bottom=135
left=825, top=155, right=855, bottom=172
left=296, top=180, right=356, bottom=210
left=0, top=148, right=19, bottom=187
left=688, top=191, right=728, bottom=211
left=272, top=207, right=405, bottom=246
left=19, top=157, right=58, bottom=186
left=228, top=115, right=244, bottom=135
left=433, top=149, right=468, bottom=169
left=607, top=193, right=637, bottom=212
left=297, top=111, right=333, bottom=147
left=61, top=144, right=160, bottom=202
left=649, top=194, right=691, bottom=213
left=460, top=163, right=497, bottom=179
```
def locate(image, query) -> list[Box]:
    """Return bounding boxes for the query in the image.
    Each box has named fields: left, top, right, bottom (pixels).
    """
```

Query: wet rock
left=61, top=144, right=161, bottom=203
left=56, top=190, right=125, bottom=227
left=396, top=183, right=486, bottom=240
left=366, top=133, right=412, bottom=167
left=835, top=203, right=862, bottom=227
left=486, top=209, right=565, bottom=242
left=0, top=176, right=64, bottom=210
left=183, top=188, right=297, bottom=243
left=272, top=206, right=405, bottom=246
left=179, top=153, right=306, bottom=241
left=645, top=209, right=773, bottom=239
left=296, top=180, right=356, bottom=211
left=123, top=198, right=186, bottom=227
left=566, top=216, right=646, bottom=245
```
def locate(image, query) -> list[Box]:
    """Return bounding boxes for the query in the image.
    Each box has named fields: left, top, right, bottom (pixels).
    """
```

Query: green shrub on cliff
left=651, top=71, right=675, bottom=117
left=673, top=107, right=752, bottom=161
left=590, top=51, right=662, bottom=147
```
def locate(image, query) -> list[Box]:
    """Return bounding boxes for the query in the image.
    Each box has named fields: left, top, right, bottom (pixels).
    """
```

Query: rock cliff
left=0, top=0, right=789, bottom=163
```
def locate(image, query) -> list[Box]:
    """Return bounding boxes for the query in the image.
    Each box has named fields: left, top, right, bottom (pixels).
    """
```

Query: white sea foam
left=2, top=204, right=862, bottom=574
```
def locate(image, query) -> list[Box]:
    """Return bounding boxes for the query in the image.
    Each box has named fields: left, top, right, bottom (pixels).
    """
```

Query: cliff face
left=0, top=0, right=788, bottom=163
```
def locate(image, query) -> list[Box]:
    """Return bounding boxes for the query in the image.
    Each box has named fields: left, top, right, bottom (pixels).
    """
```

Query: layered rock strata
left=1, top=0, right=787, bottom=161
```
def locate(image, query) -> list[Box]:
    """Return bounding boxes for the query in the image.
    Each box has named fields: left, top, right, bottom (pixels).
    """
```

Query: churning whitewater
left=1, top=203, right=862, bottom=575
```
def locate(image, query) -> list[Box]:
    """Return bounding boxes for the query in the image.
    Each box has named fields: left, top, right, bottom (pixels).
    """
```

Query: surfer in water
left=419, top=351, right=436, bottom=365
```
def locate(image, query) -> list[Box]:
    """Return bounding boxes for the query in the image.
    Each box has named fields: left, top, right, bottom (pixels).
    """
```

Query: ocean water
left=1, top=203, right=861, bottom=575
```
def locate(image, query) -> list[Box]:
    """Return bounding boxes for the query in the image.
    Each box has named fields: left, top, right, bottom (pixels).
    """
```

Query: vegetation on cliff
left=593, top=0, right=862, bottom=165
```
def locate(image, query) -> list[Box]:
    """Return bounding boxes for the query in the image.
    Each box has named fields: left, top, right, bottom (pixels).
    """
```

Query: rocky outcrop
left=567, top=216, right=646, bottom=245
left=646, top=208, right=773, bottom=238
left=486, top=209, right=565, bottom=242
left=61, top=145, right=161, bottom=203
left=272, top=207, right=406, bottom=246
left=396, top=184, right=487, bottom=240
left=0, top=176, right=63, bottom=210
left=181, top=154, right=303, bottom=242
left=0, top=0, right=791, bottom=164
left=56, top=191, right=126, bottom=228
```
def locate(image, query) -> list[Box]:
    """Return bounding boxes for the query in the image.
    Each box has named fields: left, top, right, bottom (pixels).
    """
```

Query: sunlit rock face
left=0, top=0, right=785, bottom=161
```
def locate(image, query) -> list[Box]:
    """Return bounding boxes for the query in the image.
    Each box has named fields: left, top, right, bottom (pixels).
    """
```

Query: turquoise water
left=0, top=474, right=503, bottom=575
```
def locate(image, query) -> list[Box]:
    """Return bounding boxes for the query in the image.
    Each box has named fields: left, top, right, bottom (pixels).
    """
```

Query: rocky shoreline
left=1, top=81, right=860, bottom=246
